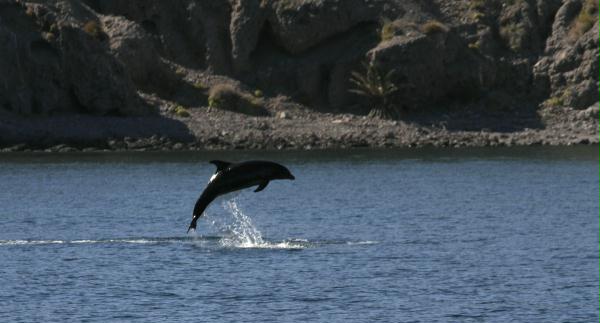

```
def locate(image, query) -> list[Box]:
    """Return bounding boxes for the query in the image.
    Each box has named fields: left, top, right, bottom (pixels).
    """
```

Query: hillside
left=0, top=0, right=598, bottom=151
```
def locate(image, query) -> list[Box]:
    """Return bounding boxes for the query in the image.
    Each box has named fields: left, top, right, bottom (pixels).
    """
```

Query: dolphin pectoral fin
left=254, top=181, right=269, bottom=192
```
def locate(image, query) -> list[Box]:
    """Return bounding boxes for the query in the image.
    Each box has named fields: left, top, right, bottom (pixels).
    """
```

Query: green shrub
left=349, top=61, right=399, bottom=119
left=208, top=84, right=269, bottom=116
left=421, top=20, right=448, bottom=35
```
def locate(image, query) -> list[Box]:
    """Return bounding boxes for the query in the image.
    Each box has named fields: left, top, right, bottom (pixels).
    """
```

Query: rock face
left=533, top=0, right=599, bottom=109
left=0, top=0, right=597, bottom=118
left=367, top=25, right=487, bottom=110
left=0, top=1, right=147, bottom=116
left=102, top=15, right=178, bottom=96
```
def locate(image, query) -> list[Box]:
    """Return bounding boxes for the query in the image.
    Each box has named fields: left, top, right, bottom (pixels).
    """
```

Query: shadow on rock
left=0, top=110, right=195, bottom=148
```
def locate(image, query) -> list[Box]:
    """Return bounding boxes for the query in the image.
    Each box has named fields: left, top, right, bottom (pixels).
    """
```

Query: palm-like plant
left=349, top=62, right=399, bottom=119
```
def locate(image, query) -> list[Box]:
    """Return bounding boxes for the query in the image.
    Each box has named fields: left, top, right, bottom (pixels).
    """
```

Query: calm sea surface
left=0, top=147, right=598, bottom=323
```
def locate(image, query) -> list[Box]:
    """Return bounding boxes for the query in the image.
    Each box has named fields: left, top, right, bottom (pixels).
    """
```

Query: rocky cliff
left=0, top=0, right=597, bottom=148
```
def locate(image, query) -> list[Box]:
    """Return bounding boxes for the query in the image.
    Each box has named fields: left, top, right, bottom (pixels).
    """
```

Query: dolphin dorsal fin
left=209, top=160, right=232, bottom=172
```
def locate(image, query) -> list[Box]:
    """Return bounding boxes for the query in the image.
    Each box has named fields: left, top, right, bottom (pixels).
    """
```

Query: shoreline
left=1, top=128, right=597, bottom=153
left=1, top=104, right=597, bottom=153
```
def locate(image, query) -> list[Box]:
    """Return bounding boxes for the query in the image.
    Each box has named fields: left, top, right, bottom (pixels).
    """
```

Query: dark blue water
left=1, top=147, right=598, bottom=323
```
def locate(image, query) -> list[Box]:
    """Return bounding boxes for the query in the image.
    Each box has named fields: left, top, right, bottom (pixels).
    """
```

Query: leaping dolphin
left=188, top=160, right=295, bottom=232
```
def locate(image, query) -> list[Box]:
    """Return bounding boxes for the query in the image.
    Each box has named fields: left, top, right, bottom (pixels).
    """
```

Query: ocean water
left=0, top=147, right=598, bottom=323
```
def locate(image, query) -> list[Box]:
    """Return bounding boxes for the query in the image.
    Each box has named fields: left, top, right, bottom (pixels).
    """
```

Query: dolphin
left=187, top=160, right=295, bottom=232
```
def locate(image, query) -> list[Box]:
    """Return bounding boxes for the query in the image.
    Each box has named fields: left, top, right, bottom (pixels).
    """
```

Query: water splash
left=217, top=199, right=266, bottom=248
left=0, top=238, right=177, bottom=246
left=0, top=237, right=375, bottom=249
left=204, top=198, right=307, bottom=249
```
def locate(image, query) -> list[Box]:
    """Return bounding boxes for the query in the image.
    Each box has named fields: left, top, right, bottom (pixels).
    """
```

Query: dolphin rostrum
left=187, top=160, right=295, bottom=232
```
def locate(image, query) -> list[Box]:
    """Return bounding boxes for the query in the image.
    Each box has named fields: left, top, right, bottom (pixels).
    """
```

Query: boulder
left=0, top=1, right=69, bottom=114
left=266, top=0, right=382, bottom=54
left=0, top=1, right=149, bottom=116
left=533, top=0, right=599, bottom=108
left=103, top=15, right=178, bottom=94
left=59, top=26, right=145, bottom=115
left=367, top=26, right=486, bottom=109
left=229, top=0, right=266, bottom=72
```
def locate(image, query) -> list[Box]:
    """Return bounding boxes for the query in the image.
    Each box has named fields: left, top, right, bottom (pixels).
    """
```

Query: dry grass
left=468, top=41, right=481, bottom=50
left=208, top=84, right=268, bottom=116
left=543, top=88, right=573, bottom=108
left=25, top=5, right=35, bottom=17
left=174, top=106, right=190, bottom=117
left=470, top=11, right=485, bottom=22
left=174, top=67, right=186, bottom=76
left=569, top=0, right=598, bottom=40
left=83, top=20, right=103, bottom=39
left=468, top=0, right=486, bottom=10
left=544, top=96, right=563, bottom=107
left=380, top=18, right=396, bottom=41
left=193, top=82, right=206, bottom=90
left=420, top=20, right=448, bottom=35
left=499, top=23, right=524, bottom=51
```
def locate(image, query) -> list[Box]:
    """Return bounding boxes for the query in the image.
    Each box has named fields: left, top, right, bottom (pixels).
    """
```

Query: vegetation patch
left=543, top=88, right=573, bottom=108
left=499, top=22, right=525, bottom=51
left=379, top=18, right=397, bottom=41
left=468, top=41, right=481, bottom=50
left=83, top=20, right=105, bottom=40
left=25, top=5, right=35, bottom=17
left=468, top=0, right=491, bottom=23
left=569, top=0, right=598, bottom=40
left=208, top=84, right=269, bottom=116
left=174, top=105, right=190, bottom=117
left=544, top=96, right=563, bottom=108
left=349, top=62, right=399, bottom=119
left=193, top=82, right=206, bottom=90
left=174, top=67, right=186, bottom=76
left=470, top=11, right=485, bottom=22
left=468, top=0, right=487, bottom=11
left=420, top=20, right=448, bottom=35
